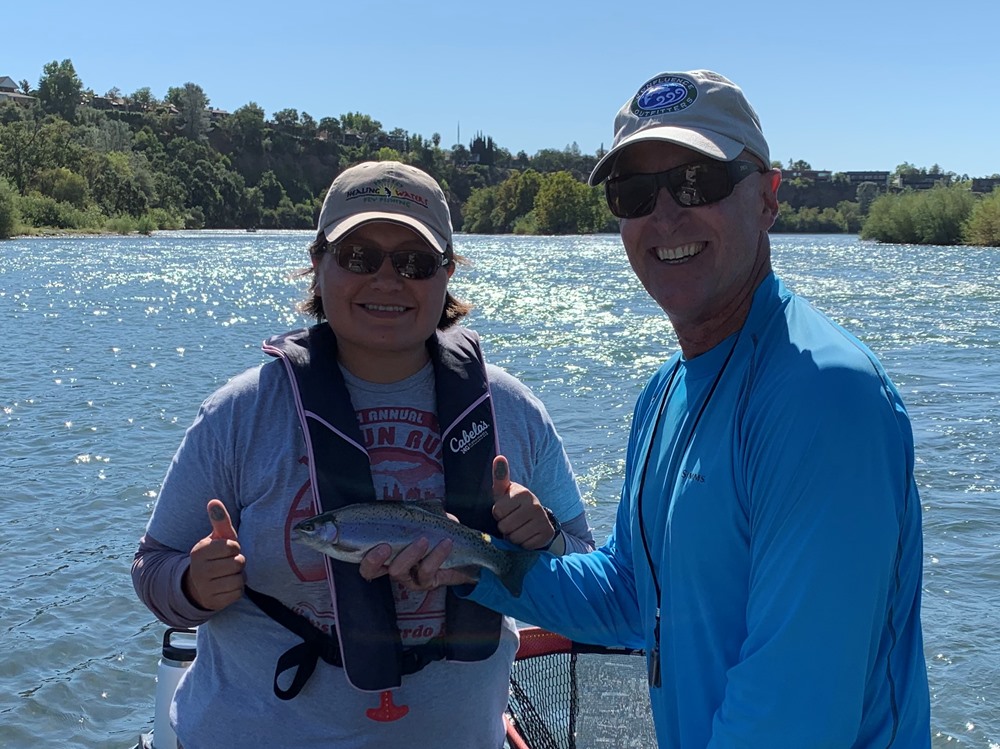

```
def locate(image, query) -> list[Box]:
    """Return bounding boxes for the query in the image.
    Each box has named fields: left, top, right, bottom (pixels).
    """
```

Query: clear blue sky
left=6, top=0, right=999, bottom=177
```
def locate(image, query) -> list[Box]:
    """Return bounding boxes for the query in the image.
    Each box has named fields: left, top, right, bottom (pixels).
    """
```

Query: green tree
left=0, top=176, right=19, bottom=237
left=272, top=108, right=301, bottom=132
left=340, top=112, right=383, bottom=142
left=0, top=119, right=45, bottom=193
left=835, top=201, right=862, bottom=233
left=86, top=151, right=150, bottom=217
left=129, top=86, right=157, bottom=111
left=0, top=118, right=77, bottom=194
left=531, top=148, right=577, bottom=175
left=82, top=118, right=134, bottom=153
left=242, top=185, right=264, bottom=229
left=855, top=182, right=880, bottom=215
left=862, top=185, right=975, bottom=245
left=534, top=171, right=593, bottom=234
left=0, top=101, right=28, bottom=125
left=36, top=59, right=83, bottom=122
left=34, top=167, right=89, bottom=207
left=152, top=171, right=187, bottom=214
left=167, top=83, right=210, bottom=141
left=226, top=102, right=267, bottom=151
left=317, top=116, right=343, bottom=142
left=257, top=170, right=287, bottom=209
left=962, top=188, right=1000, bottom=246
left=490, top=169, right=542, bottom=233
left=461, top=186, right=498, bottom=233
left=301, top=113, right=318, bottom=139
left=892, top=162, right=921, bottom=178
left=590, top=184, right=617, bottom=233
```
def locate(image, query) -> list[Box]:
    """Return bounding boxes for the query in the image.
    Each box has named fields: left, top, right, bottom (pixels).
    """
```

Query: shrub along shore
left=2, top=60, right=999, bottom=245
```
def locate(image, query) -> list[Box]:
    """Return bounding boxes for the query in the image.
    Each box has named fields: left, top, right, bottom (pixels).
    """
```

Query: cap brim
left=322, top=212, right=450, bottom=255
left=588, top=127, right=746, bottom=186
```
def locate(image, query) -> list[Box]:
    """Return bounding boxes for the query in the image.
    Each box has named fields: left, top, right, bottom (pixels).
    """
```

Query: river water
left=1, top=231, right=997, bottom=748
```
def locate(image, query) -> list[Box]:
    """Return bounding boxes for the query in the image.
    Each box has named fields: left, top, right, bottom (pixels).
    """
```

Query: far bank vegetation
left=1, top=60, right=998, bottom=246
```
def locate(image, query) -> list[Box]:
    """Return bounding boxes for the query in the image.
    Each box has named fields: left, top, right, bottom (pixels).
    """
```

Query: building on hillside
left=895, top=173, right=952, bottom=190
left=971, top=177, right=1000, bottom=194
left=89, top=94, right=127, bottom=111
left=782, top=169, right=832, bottom=182
left=842, top=171, right=891, bottom=187
left=0, top=75, right=37, bottom=107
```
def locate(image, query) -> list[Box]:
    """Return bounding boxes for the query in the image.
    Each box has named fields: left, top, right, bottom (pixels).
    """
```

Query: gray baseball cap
left=317, top=161, right=452, bottom=255
left=589, top=70, right=770, bottom=186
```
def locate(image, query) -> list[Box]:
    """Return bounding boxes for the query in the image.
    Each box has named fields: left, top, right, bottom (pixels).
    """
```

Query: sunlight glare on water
left=0, top=231, right=997, bottom=748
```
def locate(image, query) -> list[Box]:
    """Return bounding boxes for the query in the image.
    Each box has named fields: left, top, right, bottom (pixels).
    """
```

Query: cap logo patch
left=631, top=75, right=697, bottom=117
left=345, top=177, right=430, bottom=210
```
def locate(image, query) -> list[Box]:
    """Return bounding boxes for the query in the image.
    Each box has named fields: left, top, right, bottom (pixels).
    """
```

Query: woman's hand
left=184, top=499, right=246, bottom=610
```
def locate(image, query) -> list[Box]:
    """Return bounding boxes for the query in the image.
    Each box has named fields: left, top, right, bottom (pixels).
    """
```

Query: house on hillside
left=782, top=169, right=832, bottom=182
left=895, top=173, right=952, bottom=190
left=971, top=177, right=1000, bottom=194
left=0, top=75, right=37, bottom=107
left=89, top=94, right=127, bottom=111
left=843, top=171, right=890, bottom=187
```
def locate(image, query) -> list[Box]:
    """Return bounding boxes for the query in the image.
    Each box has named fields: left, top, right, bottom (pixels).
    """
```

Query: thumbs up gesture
left=490, top=456, right=560, bottom=551
left=184, top=499, right=246, bottom=611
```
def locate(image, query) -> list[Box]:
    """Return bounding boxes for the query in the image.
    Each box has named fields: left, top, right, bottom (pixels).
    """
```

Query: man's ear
left=761, top=169, right=782, bottom=229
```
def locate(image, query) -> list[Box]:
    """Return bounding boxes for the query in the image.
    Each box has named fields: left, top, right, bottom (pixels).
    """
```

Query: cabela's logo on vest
left=450, top=420, right=490, bottom=455
left=345, top=177, right=430, bottom=211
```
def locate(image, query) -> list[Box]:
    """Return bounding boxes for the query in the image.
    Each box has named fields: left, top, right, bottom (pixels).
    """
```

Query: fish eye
left=300, top=521, right=314, bottom=532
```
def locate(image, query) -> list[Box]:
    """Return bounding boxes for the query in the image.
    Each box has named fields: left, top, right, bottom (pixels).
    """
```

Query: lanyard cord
left=635, top=332, right=741, bottom=685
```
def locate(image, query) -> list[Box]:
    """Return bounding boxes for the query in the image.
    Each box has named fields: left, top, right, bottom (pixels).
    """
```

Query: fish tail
left=498, top=550, right=539, bottom=596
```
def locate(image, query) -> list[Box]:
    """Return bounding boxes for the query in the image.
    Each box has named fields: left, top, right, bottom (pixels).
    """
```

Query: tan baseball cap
left=589, top=70, right=770, bottom=186
left=317, top=161, right=453, bottom=255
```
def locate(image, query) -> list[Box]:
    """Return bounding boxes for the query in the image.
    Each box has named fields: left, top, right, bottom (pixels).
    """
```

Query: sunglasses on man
left=605, top=159, right=764, bottom=219
left=332, top=242, right=450, bottom=281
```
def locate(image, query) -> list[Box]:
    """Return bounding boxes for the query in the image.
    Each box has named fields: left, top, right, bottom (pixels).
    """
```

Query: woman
left=132, top=161, right=594, bottom=748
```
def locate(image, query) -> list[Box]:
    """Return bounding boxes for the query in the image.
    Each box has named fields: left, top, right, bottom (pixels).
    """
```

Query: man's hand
left=359, top=535, right=478, bottom=591
left=184, top=499, right=245, bottom=610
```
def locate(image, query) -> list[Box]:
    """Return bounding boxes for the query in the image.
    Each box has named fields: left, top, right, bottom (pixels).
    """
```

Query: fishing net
left=505, top=627, right=656, bottom=749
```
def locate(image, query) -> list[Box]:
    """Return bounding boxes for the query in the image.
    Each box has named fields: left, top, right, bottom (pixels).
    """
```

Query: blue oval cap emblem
left=631, top=76, right=697, bottom=118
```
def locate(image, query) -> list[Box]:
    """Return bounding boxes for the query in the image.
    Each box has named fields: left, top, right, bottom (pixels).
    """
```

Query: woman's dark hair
left=296, top=232, right=472, bottom=328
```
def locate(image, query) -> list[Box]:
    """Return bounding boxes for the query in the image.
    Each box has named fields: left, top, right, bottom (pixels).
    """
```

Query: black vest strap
left=246, top=586, right=451, bottom=700
left=245, top=586, right=342, bottom=699
left=256, top=324, right=503, bottom=693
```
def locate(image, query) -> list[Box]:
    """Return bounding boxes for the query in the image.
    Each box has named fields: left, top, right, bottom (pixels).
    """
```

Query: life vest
left=252, top=323, right=502, bottom=694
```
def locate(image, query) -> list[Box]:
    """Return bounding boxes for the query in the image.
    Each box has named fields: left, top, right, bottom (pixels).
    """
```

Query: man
left=363, top=70, right=930, bottom=748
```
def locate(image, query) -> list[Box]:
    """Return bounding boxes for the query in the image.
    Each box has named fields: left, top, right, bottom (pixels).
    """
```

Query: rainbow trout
left=293, top=501, right=539, bottom=596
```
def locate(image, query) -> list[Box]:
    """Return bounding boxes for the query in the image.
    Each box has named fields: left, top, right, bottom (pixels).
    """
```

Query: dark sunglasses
left=605, top=160, right=764, bottom=218
left=332, top=242, right=450, bottom=281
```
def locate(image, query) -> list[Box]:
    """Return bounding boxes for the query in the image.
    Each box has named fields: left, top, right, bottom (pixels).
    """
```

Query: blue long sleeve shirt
left=469, top=273, right=930, bottom=748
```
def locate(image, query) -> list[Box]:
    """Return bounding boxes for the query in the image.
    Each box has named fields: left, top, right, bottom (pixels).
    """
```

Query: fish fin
left=497, top=550, right=540, bottom=597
